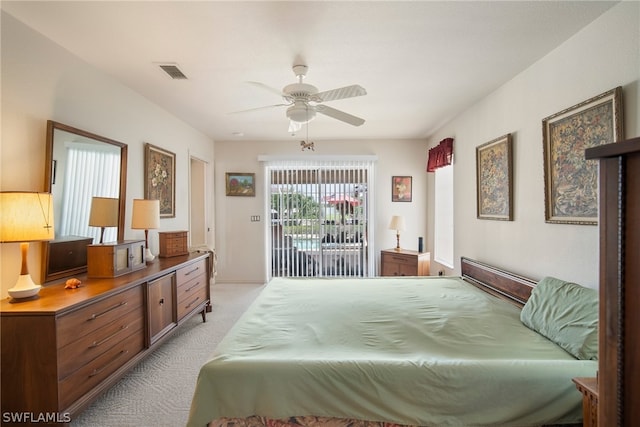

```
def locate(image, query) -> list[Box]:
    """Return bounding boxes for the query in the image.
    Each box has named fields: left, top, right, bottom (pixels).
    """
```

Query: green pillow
left=520, top=276, right=598, bottom=360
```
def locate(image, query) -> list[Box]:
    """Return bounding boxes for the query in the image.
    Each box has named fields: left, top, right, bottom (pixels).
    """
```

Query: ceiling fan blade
left=247, top=81, right=284, bottom=97
left=288, top=121, right=303, bottom=133
left=227, top=103, right=289, bottom=115
left=315, top=85, right=366, bottom=102
left=315, top=105, right=365, bottom=126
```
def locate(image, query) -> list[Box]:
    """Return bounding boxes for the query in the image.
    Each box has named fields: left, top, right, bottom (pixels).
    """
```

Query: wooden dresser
left=380, top=249, right=430, bottom=276
left=585, top=136, right=640, bottom=427
left=1, top=252, right=211, bottom=426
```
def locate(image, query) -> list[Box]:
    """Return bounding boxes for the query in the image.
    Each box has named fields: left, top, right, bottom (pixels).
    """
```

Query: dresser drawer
left=58, top=331, right=144, bottom=410
left=57, top=308, right=144, bottom=380
left=57, top=286, right=143, bottom=349
left=382, top=252, right=417, bottom=266
left=176, top=258, right=207, bottom=284
left=177, top=271, right=206, bottom=299
left=177, top=285, right=208, bottom=320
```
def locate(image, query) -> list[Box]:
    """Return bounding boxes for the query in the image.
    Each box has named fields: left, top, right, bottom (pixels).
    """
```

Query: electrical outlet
left=438, top=270, right=444, bottom=276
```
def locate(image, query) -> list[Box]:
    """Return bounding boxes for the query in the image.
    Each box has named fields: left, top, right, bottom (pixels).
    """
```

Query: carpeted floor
left=71, top=282, right=265, bottom=427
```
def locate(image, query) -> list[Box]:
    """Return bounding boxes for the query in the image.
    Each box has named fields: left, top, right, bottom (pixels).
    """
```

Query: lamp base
left=144, top=247, right=156, bottom=262
left=8, top=274, right=42, bottom=299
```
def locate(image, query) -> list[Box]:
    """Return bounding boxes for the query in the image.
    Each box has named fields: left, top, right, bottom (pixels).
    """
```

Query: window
left=434, top=164, right=453, bottom=268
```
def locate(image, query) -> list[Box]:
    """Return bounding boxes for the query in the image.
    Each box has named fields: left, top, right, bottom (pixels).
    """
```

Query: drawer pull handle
left=88, top=349, right=129, bottom=377
left=184, top=266, right=200, bottom=276
left=88, top=301, right=128, bottom=321
left=185, top=296, right=201, bottom=309
left=185, top=281, right=201, bottom=292
left=89, top=325, right=130, bottom=348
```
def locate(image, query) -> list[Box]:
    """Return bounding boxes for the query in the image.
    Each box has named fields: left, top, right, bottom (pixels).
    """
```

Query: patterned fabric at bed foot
left=210, top=416, right=410, bottom=427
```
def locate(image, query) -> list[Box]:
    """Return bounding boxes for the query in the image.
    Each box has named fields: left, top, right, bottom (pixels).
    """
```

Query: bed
left=187, top=257, right=598, bottom=427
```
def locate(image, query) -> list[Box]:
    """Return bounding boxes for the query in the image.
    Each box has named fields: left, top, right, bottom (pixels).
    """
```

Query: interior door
left=189, top=156, right=208, bottom=249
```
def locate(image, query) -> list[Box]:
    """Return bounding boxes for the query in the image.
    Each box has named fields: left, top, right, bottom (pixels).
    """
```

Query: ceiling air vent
left=158, top=64, right=187, bottom=80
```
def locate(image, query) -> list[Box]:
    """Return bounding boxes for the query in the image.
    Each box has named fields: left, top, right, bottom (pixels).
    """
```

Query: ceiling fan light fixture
left=287, top=103, right=316, bottom=123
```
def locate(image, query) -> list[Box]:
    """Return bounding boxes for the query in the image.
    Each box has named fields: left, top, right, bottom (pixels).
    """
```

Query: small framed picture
left=392, top=176, right=412, bottom=202
left=226, top=172, right=256, bottom=197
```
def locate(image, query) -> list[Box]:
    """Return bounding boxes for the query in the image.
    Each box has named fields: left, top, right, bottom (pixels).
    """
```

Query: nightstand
left=380, top=249, right=430, bottom=276
left=573, top=377, right=598, bottom=427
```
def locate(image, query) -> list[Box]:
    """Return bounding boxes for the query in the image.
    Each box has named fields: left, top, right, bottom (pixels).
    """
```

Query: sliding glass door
left=265, top=158, right=375, bottom=278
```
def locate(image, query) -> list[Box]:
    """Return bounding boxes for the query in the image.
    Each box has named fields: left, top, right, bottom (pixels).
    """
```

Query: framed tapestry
left=542, top=86, right=623, bottom=224
left=226, top=172, right=256, bottom=197
left=144, top=143, right=176, bottom=218
left=392, top=176, right=412, bottom=202
left=476, top=133, right=513, bottom=221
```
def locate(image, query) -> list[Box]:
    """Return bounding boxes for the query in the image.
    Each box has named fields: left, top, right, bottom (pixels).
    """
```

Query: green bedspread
left=187, top=276, right=596, bottom=427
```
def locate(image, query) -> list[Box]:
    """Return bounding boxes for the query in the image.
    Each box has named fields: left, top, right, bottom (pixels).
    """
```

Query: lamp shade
left=131, top=199, right=160, bottom=230
left=388, top=215, right=406, bottom=232
left=89, top=197, right=119, bottom=227
left=287, top=102, right=317, bottom=123
left=0, top=192, right=55, bottom=242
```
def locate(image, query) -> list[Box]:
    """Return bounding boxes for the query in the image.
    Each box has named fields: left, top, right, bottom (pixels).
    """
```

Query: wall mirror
left=42, top=121, right=128, bottom=283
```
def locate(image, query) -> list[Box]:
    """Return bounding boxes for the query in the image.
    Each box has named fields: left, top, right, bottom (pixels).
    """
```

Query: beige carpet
left=71, top=282, right=265, bottom=427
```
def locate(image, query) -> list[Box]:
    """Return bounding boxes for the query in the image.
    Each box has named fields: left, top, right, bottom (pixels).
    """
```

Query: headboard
left=460, top=257, right=538, bottom=308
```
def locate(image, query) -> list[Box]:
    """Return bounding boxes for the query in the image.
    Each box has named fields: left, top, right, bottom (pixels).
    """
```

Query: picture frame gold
left=542, top=86, right=623, bottom=224
left=226, top=172, right=256, bottom=197
left=144, top=143, right=176, bottom=218
left=476, top=133, right=513, bottom=221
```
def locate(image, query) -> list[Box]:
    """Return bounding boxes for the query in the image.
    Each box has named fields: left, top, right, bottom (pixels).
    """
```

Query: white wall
left=214, top=139, right=428, bottom=283
left=3, top=2, right=637, bottom=291
left=0, top=12, right=215, bottom=296
left=427, top=2, right=640, bottom=288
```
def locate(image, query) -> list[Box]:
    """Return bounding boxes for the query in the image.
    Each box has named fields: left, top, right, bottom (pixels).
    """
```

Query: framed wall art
left=144, top=143, right=176, bottom=218
left=226, top=172, right=256, bottom=197
left=542, top=86, right=623, bottom=224
left=392, top=176, right=412, bottom=202
left=476, top=133, right=513, bottom=221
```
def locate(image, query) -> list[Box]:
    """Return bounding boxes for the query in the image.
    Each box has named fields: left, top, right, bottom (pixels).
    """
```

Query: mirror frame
left=42, top=120, right=128, bottom=283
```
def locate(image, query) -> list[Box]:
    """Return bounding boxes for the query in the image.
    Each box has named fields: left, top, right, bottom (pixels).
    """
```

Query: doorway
left=189, top=156, right=208, bottom=249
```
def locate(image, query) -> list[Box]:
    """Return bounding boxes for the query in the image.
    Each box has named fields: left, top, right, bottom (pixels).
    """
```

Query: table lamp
left=89, top=197, right=119, bottom=244
left=0, top=192, right=55, bottom=299
left=388, top=215, right=405, bottom=251
left=131, top=199, right=160, bottom=262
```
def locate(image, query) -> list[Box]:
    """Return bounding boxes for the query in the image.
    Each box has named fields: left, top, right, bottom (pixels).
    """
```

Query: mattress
left=187, top=276, right=596, bottom=427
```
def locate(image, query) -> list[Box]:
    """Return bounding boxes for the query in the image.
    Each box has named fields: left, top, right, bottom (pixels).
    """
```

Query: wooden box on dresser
left=585, top=136, right=640, bottom=427
left=1, top=252, right=211, bottom=426
left=158, top=230, right=188, bottom=258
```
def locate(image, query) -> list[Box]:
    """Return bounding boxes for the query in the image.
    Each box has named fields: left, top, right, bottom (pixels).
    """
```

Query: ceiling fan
left=233, top=64, right=367, bottom=133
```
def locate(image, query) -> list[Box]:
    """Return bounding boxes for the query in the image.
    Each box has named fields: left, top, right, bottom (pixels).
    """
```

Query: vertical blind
left=263, top=157, right=376, bottom=278
left=59, top=143, right=121, bottom=243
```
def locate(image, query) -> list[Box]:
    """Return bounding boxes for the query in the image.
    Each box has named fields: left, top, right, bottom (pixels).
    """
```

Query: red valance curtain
left=426, top=138, right=454, bottom=172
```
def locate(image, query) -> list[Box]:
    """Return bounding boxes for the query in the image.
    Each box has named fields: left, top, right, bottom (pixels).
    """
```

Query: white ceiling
left=2, top=1, right=618, bottom=142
